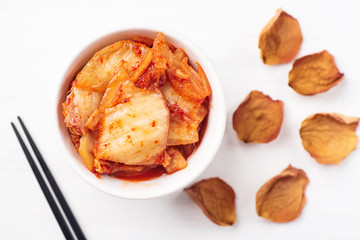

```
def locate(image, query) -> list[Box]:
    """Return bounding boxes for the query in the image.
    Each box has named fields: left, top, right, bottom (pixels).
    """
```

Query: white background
left=2, top=0, right=360, bottom=239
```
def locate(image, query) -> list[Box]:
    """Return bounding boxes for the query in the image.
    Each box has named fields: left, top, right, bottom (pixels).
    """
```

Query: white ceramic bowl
left=54, top=27, right=226, bottom=199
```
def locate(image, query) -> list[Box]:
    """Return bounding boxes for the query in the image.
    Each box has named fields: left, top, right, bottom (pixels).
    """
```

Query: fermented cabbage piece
left=70, top=133, right=81, bottom=149
left=74, top=40, right=150, bottom=92
left=94, top=159, right=156, bottom=177
left=167, top=58, right=211, bottom=103
left=162, top=82, right=208, bottom=145
left=233, top=90, right=284, bottom=143
left=289, top=50, right=344, bottom=95
left=85, top=51, right=165, bottom=131
left=63, top=87, right=103, bottom=136
left=152, top=33, right=175, bottom=65
left=94, top=80, right=170, bottom=165
left=256, top=165, right=309, bottom=223
left=85, top=67, right=131, bottom=131
left=135, top=52, right=167, bottom=90
left=173, top=48, right=187, bottom=62
left=259, top=9, right=302, bottom=65
left=185, top=177, right=236, bottom=226
left=300, top=113, right=359, bottom=165
left=78, top=133, right=95, bottom=171
left=130, top=36, right=154, bottom=47
left=164, top=147, right=187, bottom=174
left=154, top=33, right=211, bottom=145
left=153, top=33, right=211, bottom=101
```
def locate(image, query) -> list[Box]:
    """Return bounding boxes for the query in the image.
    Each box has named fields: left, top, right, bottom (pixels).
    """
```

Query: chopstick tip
left=10, top=122, right=18, bottom=133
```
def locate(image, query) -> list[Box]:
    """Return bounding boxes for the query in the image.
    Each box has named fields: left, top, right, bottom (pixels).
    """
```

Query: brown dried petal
left=232, top=90, right=284, bottom=143
left=289, top=50, right=344, bottom=95
left=185, top=177, right=236, bottom=226
left=256, top=165, right=309, bottom=223
left=300, top=113, right=359, bottom=164
left=259, top=9, right=302, bottom=65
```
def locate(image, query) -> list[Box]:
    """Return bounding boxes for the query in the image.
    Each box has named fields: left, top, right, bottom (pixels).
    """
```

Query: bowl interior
left=55, top=28, right=226, bottom=199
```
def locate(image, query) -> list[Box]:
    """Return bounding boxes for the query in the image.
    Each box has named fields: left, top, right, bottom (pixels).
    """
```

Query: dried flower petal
left=256, top=165, right=309, bottom=223
left=300, top=113, right=359, bottom=164
left=259, top=9, right=302, bottom=65
left=289, top=50, right=344, bottom=95
left=232, top=90, right=284, bottom=143
left=185, top=177, right=236, bottom=226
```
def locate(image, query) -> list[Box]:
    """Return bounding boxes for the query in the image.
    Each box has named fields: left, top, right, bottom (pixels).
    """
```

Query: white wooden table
left=2, top=0, right=360, bottom=239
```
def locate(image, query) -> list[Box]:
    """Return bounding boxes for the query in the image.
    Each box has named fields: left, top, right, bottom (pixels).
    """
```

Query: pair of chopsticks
left=11, top=117, right=86, bottom=240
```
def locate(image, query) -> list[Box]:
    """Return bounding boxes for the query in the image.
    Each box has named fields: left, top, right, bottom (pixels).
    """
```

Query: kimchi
left=62, top=33, right=211, bottom=181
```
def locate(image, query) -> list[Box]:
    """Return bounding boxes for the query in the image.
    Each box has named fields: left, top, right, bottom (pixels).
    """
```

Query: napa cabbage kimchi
left=62, top=33, right=211, bottom=181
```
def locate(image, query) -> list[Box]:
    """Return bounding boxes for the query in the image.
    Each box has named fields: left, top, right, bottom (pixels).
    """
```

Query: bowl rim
left=53, top=26, right=226, bottom=199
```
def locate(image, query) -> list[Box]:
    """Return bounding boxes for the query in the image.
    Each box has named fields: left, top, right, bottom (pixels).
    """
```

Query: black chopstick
left=11, top=117, right=86, bottom=240
left=17, top=117, right=86, bottom=240
left=11, top=122, right=75, bottom=239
